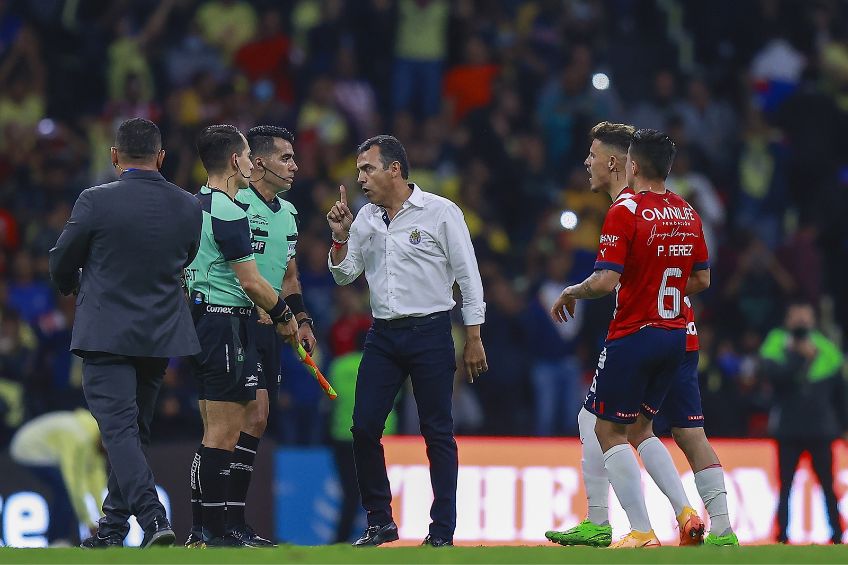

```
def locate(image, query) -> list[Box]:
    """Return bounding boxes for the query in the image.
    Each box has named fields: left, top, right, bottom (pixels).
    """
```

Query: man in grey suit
left=49, top=118, right=202, bottom=548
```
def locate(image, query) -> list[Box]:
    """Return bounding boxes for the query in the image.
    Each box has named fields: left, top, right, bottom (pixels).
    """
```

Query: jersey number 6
left=658, top=267, right=682, bottom=319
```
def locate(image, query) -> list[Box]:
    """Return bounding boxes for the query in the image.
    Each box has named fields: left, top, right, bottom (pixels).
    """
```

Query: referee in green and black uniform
left=186, top=125, right=317, bottom=546
left=184, top=124, right=297, bottom=548
left=234, top=125, right=316, bottom=544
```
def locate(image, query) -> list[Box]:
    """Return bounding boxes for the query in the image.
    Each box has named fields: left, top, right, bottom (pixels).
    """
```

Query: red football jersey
left=595, top=189, right=709, bottom=341
left=683, top=297, right=699, bottom=352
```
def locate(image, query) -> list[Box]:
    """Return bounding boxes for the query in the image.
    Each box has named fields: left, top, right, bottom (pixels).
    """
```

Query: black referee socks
left=200, top=446, right=232, bottom=538
left=190, top=444, right=203, bottom=532
left=226, top=432, right=260, bottom=529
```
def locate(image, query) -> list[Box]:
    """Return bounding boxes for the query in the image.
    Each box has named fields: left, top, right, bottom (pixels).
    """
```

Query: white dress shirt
left=329, top=184, right=486, bottom=325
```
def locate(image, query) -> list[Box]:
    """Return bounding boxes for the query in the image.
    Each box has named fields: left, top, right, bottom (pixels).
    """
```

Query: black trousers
left=351, top=312, right=457, bottom=540
left=81, top=352, right=168, bottom=535
left=777, top=438, right=843, bottom=542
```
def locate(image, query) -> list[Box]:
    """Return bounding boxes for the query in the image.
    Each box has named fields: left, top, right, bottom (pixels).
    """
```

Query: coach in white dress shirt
left=327, top=135, right=487, bottom=548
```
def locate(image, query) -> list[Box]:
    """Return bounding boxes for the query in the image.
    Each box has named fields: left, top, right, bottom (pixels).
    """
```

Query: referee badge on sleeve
left=409, top=228, right=421, bottom=245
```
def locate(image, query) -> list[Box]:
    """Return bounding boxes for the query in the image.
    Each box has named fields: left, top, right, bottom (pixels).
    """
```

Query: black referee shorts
left=190, top=308, right=260, bottom=402
left=253, top=320, right=281, bottom=400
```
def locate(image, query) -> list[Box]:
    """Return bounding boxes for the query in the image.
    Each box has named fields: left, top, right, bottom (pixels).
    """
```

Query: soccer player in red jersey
left=551, top=128, right=709, bottom=547
left=547, top=124, right=737, bottom=548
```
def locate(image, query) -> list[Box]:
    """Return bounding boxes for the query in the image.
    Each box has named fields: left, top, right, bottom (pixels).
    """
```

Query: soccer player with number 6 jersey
left=550, top=128, right=711, bottom=547
left=548, top=124, right=738, bottom=548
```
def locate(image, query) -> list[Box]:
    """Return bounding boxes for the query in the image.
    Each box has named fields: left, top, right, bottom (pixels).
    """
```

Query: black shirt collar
left=250, top=184, right=281, bottom=213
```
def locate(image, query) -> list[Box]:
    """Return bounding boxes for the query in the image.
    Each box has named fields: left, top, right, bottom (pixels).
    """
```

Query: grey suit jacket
left=49, top=170, right=202, bottom=357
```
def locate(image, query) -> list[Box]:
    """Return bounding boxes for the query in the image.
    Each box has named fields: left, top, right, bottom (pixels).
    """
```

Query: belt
left=373, top=311, right=449, bottom=329
left=199, top=303, right=255, bottom=318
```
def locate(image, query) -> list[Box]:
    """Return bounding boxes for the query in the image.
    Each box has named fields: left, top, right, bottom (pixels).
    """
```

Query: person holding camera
left=759, top=300, right=846, bottom=544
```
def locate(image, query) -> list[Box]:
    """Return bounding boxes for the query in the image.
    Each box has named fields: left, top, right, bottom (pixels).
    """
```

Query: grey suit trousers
left=81, top=353, right=168, bottom=535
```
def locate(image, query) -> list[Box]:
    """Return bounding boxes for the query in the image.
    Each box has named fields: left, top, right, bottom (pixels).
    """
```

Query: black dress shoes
left=80, top=532, right=123, bottom=549
left=352, top=522, right=400, bottom=546
left=140, top=516, right=176, bottom=548
left=422, top=534, right=454, bottom=547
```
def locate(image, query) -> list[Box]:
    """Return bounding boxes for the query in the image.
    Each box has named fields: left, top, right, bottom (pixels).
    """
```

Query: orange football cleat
left=677, top=506, right=706, bottom=546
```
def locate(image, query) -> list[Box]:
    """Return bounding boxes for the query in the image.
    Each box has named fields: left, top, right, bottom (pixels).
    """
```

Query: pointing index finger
left=339, top=185, right=347, bottom=206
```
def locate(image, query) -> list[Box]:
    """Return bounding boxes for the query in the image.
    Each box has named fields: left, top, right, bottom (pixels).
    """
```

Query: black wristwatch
left=270, top=307, right=294, bottom=325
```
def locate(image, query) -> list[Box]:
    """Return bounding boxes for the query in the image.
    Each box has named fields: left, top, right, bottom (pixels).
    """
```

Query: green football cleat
left=704, top=532, right=740, bottom=546
left=545, top=520, right=612, bottom=547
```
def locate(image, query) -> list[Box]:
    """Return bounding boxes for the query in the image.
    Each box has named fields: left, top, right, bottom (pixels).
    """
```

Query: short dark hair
left=115, top=118, right=161, bottom=160
left=356, top=135, right=409, bottom=179
left=196, top=124, right=246, bottom=174
left=786, top=297, right=815, bottom=315
left=246, top=125, right=295, bottom=159
left=629, top=128, right=676, bottom=180
left=589, top=122, right=634, bottom=154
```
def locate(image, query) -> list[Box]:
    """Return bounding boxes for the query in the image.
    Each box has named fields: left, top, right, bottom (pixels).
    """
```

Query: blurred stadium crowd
left=1, top=0, right=847, bottom=446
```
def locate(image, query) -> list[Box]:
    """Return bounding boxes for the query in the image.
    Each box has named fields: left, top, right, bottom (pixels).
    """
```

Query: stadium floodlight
left=560, top=210, right=579, bottom=230
left=37, top=118, right=56, bottom=137
left=592, top=73, right=610, bottom=91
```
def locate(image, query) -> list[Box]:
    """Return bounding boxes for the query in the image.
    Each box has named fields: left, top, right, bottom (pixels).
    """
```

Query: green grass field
left=1, top=545, right=847, bottom=564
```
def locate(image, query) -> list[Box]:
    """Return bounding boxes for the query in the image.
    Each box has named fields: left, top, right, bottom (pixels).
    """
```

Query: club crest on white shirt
left=409, top=228, right=422, bottom=245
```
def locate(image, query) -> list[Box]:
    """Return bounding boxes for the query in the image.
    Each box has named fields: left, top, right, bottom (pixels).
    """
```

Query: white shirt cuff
left=327, top=251, right=351, bottom=283
left=461, top=303, right=486, bottom=326
left=327, top=251, right=341, bottom=271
